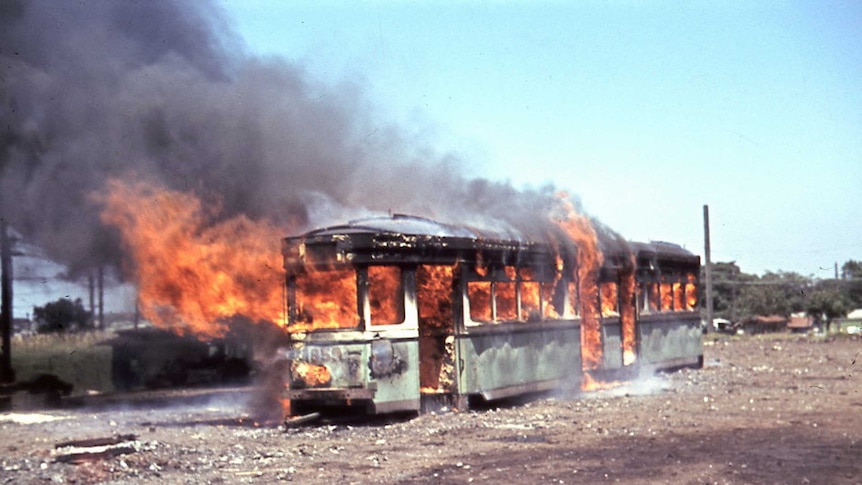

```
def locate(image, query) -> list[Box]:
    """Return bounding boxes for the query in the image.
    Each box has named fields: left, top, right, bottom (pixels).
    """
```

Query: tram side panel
left=457, top=323, right=582, bottom=400
left=637, top=313, right=703, bottom=369
left=600, top=318, right=623, bottom=370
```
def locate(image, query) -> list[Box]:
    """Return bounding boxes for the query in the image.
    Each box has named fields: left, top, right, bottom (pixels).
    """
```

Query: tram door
left=415, top=265, right=458, bottom=397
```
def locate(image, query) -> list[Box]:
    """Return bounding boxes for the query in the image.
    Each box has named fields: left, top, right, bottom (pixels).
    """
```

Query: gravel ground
left=0, top=333, right=859, bottom=484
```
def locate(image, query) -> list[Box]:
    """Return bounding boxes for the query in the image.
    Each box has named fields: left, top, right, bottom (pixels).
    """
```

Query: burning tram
left=281, top=214, right=702, bottom=415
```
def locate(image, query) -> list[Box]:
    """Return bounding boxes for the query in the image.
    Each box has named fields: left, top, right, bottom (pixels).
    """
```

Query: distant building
left=841, top=309, right=862, bottom=335
left=787, top=312, right=814, bottom=334
left=735, top=315, right=787, bottom=335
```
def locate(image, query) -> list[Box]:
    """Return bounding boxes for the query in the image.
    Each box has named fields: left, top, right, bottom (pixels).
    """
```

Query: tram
left=281, top=214, right=701, bottom=415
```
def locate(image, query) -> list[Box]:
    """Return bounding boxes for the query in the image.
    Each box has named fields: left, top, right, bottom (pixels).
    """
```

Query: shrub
left=33, top=298, right=93, bottom=334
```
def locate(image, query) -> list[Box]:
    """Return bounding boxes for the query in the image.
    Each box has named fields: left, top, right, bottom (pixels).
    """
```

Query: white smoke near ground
left=0, top=0, right=592, bottom=282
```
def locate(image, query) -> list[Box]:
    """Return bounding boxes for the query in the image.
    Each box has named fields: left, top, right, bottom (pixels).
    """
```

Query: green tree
left=805, top=286, right=850, bottom=333
left=841, top=260, right=862, bottom=280
left=735, top=271, right=809, bottom=319
left=840, top=259, right=862, bottom=308
left=704, top=262, right=756, bottom=321
left=33, top=298, right=93, bottom=334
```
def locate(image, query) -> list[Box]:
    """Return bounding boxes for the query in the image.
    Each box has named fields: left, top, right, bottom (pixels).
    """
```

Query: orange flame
left=685, top=273, right=698, bottom=310
left=417, top=265, right=455, bottom=330
left=672, top=282, right=683, bottom=311
left=368, top=266, right=404, bottom=325
left=552, top=194, right=603, bottom=370
left=620, top=257, right=637, bottom=366
left=600, top=282, right=619, bottom=316
left=496, top=267, right=518, bottom=321
left=290, top=360, right=332, bottom=387
left=417, top=265, right=456, bottom=392
left=468, top=281, right=492, bottom=322
left=648, top=283, right=661, bottom=312
left=520, top=280, right=542, bottom=321
left=96, top=179, right=286, bottom=338
left=292, top=266, right=359, bottom=331
left=660, top=282, right=673, bottom=311
left=581, top=371, right=622, bottom=392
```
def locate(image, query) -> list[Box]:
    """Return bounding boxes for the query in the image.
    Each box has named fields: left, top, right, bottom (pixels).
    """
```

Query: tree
left=735, top=271, right=808, bottom=319
left=704, top=261, right=756, bottom=321
left=841, top=260, right=862, bottom=280
left=805, top=287, right=850, bottom=334
left=33, top=298, right=93, bottom=334
left=840, top=259, right=862, bottom=308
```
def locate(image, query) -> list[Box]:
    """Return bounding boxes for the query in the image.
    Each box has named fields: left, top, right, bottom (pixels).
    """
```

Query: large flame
left=96, top=178, right=286, bottom=338
left=417, top=265, right=456, bottom=393
left=685, top=273, right=698, bottom=310
left=417, top=265, right=455, bottom=330
left=620, top=256, right=637, bottom=366
left=292, top=266, right=359, bottom=331
left=552, top=194, right=603, bottom=371
left=368, top=266, right=404, bottom=325
left=600, top=282, right=619, bottom=316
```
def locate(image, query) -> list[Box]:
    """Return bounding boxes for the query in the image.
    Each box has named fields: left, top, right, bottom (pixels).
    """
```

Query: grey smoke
left=0, top=0, right=592, bottom=280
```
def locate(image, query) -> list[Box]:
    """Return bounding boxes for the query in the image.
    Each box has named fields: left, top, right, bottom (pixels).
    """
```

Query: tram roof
left=296, top=214, right=531, bottom=242
left=284, top=214, right=697, bottom=270
left=284, top=214, right=554, bottom=268
left=630, top=240, right=699, bottom=263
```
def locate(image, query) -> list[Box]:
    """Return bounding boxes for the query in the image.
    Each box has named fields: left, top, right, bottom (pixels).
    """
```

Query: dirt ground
left=0, top=333, right=859, bottom=484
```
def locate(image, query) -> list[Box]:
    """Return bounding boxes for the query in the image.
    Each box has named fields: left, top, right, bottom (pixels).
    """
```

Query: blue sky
left=222, top=1, right=861, bottom=277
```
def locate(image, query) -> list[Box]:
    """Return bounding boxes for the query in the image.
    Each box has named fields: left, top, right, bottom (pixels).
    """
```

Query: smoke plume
left=0, top=0, right=592, bottom=278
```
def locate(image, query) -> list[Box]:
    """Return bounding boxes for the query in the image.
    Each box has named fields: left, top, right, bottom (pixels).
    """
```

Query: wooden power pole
left=1, top=220, right=14, bottom=383
left=703, top=205, right=714, bottom=335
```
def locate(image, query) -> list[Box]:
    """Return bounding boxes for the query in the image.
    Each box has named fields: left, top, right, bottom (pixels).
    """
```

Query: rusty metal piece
left=283, top=412, right=320, bottom=428
left=55, top=445, right=137, bottom=464
left=284, top=387, right=375, bottom=401
left=55, top=434, right=137, bottom=449
left=54, top=434, right=138, bottom=464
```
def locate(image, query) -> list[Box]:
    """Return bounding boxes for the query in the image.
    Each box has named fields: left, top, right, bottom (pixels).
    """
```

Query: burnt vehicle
left=281, top=215, right=701, bottom=415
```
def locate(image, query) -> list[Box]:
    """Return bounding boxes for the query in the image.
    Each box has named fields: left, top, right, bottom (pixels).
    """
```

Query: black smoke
left=0, top=0, right=583, bottom=278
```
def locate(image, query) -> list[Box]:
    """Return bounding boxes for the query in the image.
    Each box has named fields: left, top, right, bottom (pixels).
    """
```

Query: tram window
left=292, top=268, right=360, bottom=330
left=368, top=266, right=405, bottom=326
left=672, top=282, right=683, bottom=312
left=495, top=281, right=517, bottom=321
left=660, top=282, right=673, bottom=311
left=637, top=283, right=646, bottom=312
left=648, top=283, right=660, bottom=312
left=685, top=274, right=698, bottom=311
left=565, top=281, right=579, bottom=318
left=520, top=281, right=542, bottom=321
left=601, top=282, right=619, bottom=316
left=542, top=281, right=562, bottom=319
left=468, top=281, right=492, bottom=322
left=417, top=265, right=455, bottom=330
left=519, top=267, right=542, bottom=321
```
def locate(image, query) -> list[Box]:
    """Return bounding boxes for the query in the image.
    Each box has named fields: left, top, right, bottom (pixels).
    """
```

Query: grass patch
left=10, top=331, right=115, bottom=395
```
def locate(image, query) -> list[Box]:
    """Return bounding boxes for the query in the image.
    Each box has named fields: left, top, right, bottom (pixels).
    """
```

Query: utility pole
left=703, top=205, right=714, bottom=335
left=1, top=220, right=14, bottom=383
left=98, top=265, right=104, bottom=329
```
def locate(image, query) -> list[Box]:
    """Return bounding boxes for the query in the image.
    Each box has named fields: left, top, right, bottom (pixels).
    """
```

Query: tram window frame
left=600, top=281, right=620, bottom=316
left=648, top=282, right=661, bottom=312
left=365, top=265, right=408, bottom=327
left=466, top=264, right=562, bottom=325
left=288, top=265, right=362, bottom=331
left=656, top=272, right=693, bottom=313
left=416, top=264, right=456, bottom=331
left=684, top=274, right=698, bottom=311
left=467, top=280, right=493, bottom=324
left=564, top=280, right=580, bottom=319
